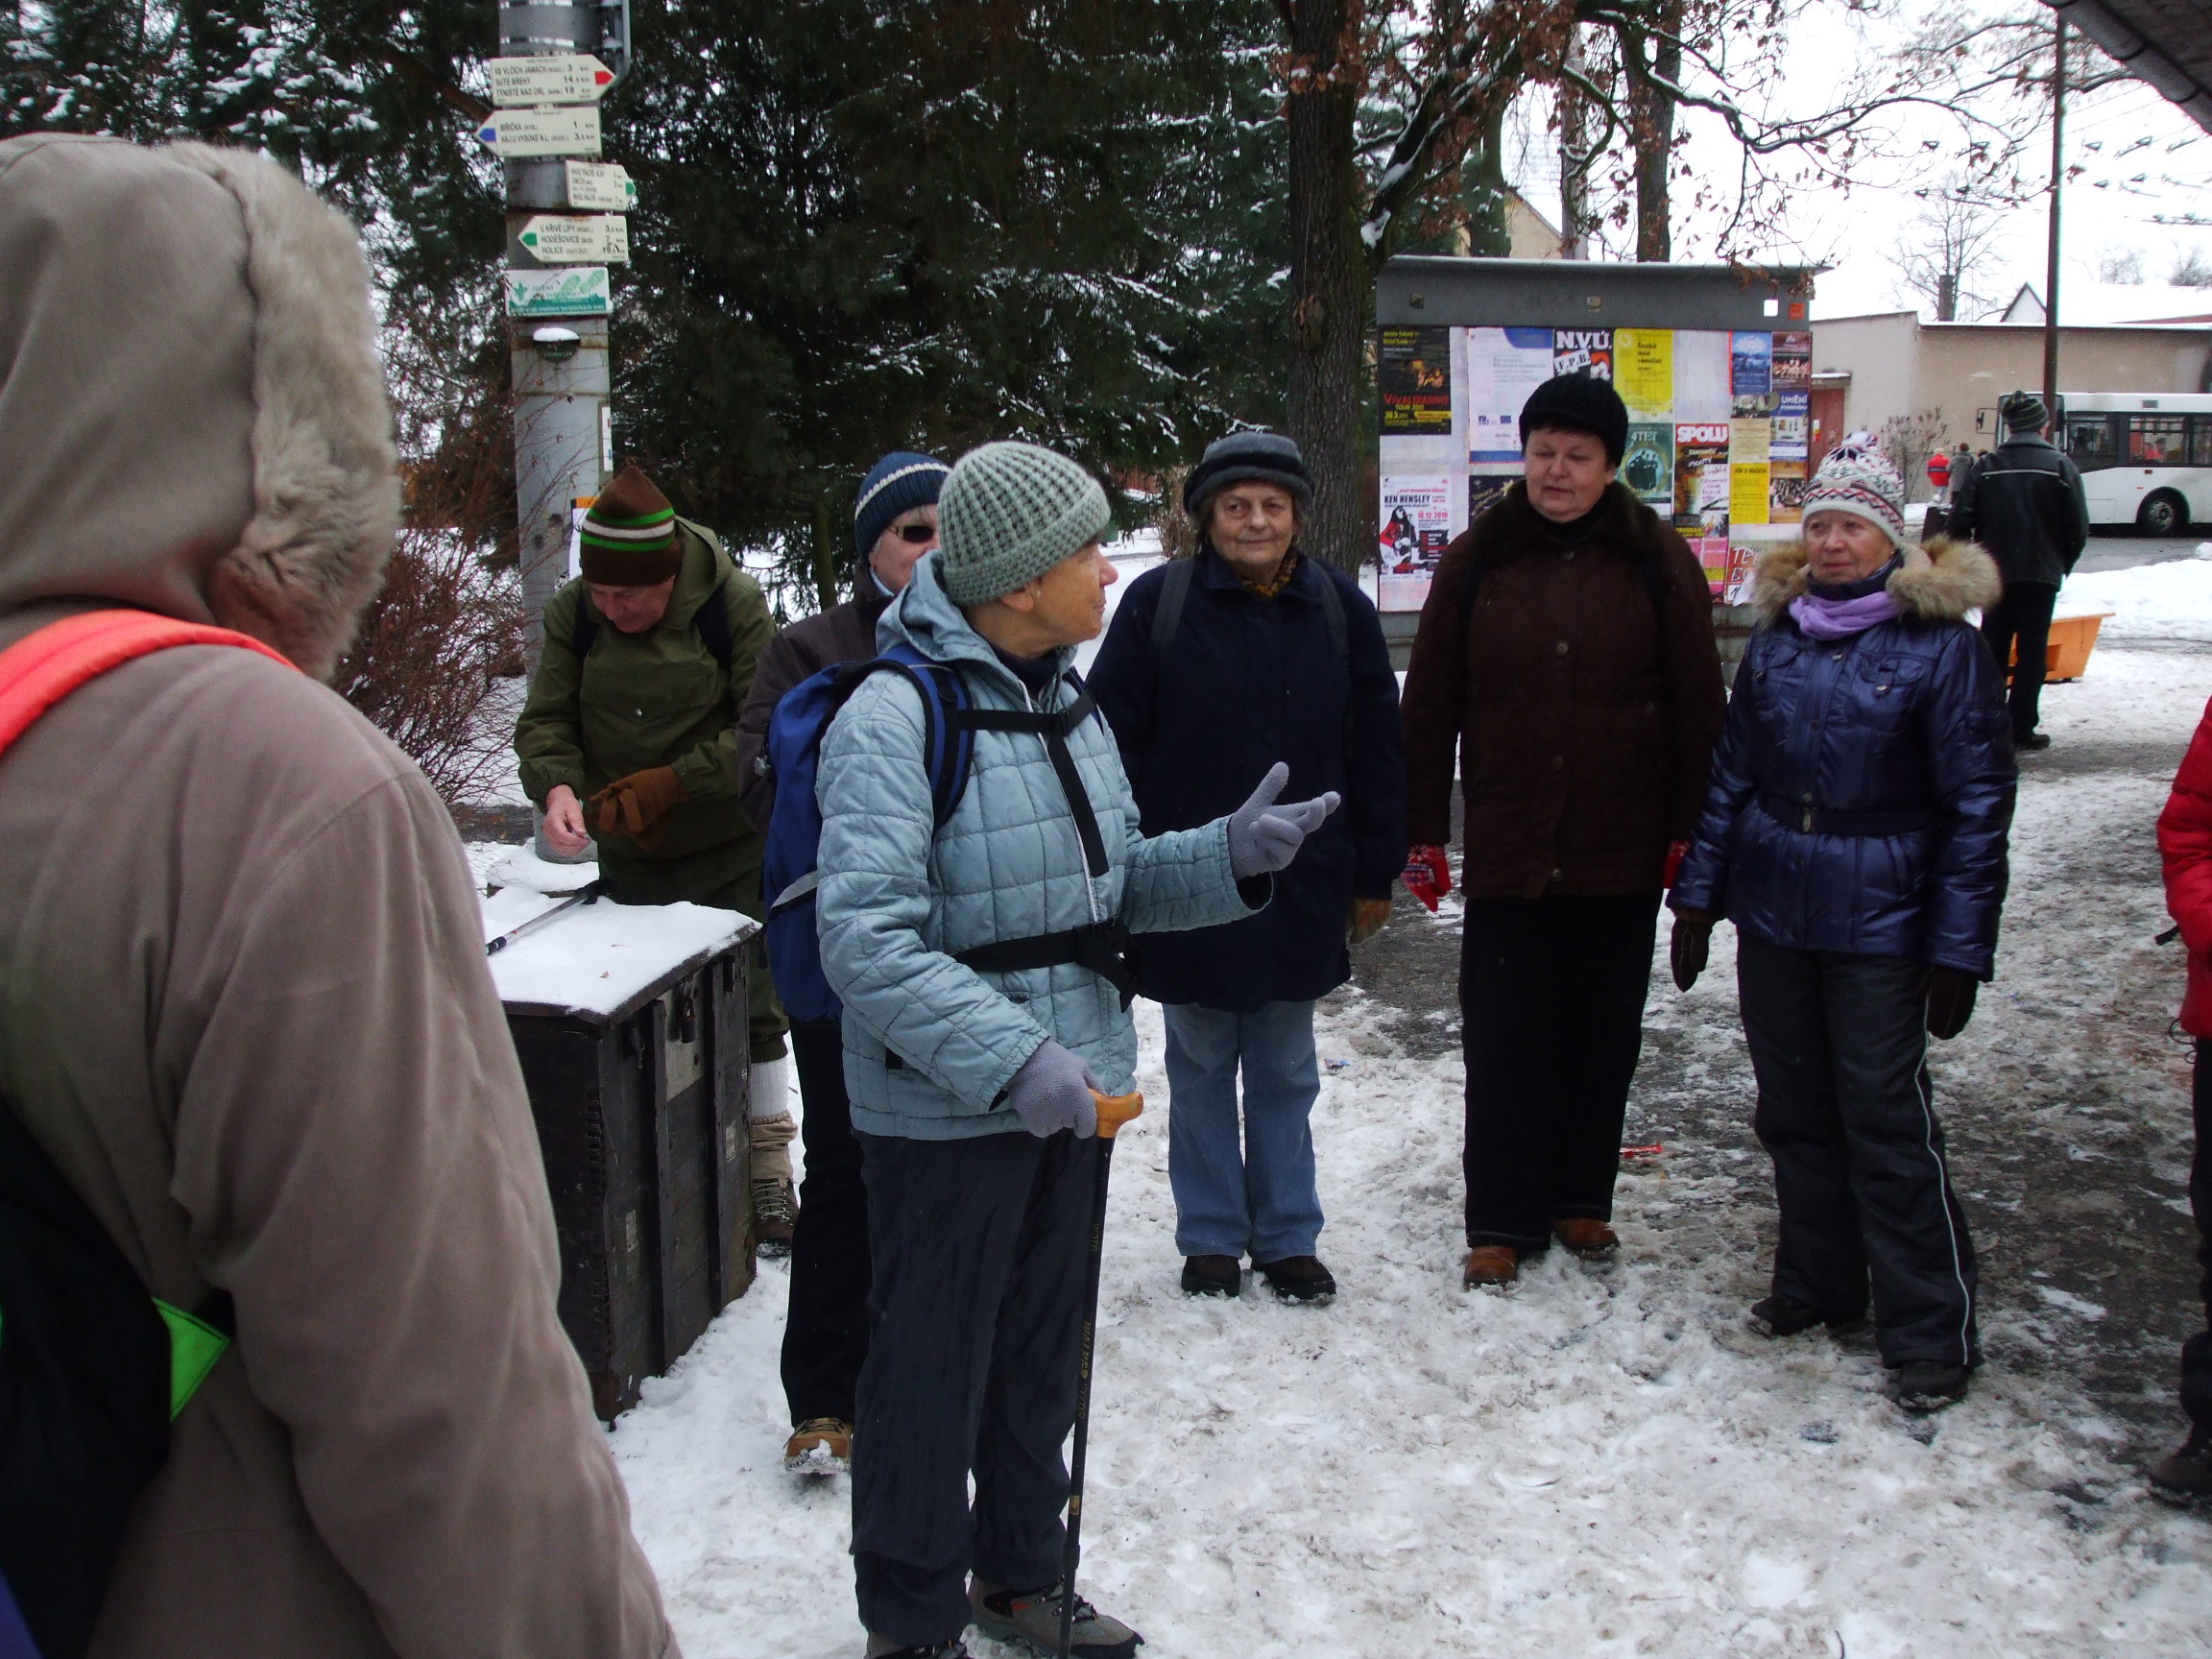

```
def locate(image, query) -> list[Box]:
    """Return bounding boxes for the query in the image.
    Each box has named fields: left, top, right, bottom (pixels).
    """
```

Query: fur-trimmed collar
left=1472, top=480, right=1669, bottom=565
left=1751, top=535, right=2003, bottom=628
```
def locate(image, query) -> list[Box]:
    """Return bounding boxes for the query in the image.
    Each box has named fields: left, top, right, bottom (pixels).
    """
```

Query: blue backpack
left=759, top=643, right=1138, bottom=1023
left=760, top=645, right=981, bottom=1023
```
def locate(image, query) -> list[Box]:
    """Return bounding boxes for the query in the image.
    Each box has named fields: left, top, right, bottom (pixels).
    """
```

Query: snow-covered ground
left=600, top=561, right=2212, bottom=1658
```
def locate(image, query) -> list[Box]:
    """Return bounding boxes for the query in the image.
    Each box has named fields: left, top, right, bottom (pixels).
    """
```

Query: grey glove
left=1227, top=762, right=1342, bottom=879
left=1002, top=1039, right=1099, bottom=1138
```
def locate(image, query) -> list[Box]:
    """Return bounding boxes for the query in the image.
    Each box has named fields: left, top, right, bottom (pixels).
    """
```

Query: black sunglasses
left=895, top=523, right=937, bottom=544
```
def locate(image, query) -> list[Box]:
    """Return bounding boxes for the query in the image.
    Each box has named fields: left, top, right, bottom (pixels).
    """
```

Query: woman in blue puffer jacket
left=1668, top=436, right=2015, bottom=1415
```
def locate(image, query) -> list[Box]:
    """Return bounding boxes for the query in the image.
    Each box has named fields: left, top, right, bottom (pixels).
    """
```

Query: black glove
left=1924, top=965, right=1980, bottom=1040
left=1670, top=908, right=1716, bottom=993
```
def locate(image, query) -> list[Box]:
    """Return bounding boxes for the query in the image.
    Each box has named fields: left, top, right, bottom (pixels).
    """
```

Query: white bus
left=2055, top=392, right=2212, bottom=535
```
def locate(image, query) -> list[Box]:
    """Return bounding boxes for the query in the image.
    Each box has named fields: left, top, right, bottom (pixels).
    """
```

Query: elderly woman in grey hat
left=813, top=441, right=1340, bottom=1659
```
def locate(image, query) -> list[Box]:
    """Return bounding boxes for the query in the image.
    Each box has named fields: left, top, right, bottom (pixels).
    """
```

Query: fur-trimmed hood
left=0, top=135, right=397, bottom=678
left=1750, top=535, right=2003, bottom=629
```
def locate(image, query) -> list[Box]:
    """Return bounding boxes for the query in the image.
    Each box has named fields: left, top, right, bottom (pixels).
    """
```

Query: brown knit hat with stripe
left=580, top=465, right=682, bottom=585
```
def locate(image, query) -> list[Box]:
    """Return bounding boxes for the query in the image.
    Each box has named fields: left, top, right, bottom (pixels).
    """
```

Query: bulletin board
left=1372, top=258, right=1816, bottom=613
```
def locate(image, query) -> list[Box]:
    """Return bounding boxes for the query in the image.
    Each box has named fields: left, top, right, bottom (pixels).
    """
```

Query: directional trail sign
left=518, top=214, right=630, bottom=264
left=477, top=107, right=602, bottom=157
left=489, top=55, right=615, bottom=108
left=564, top=161, right=637, bottom=212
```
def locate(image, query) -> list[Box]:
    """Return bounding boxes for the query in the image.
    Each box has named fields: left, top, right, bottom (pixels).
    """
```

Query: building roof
left=1815, top=305, right=2212, bottom=334
left=2001, top=278, right=2212, bottom=325
left=2046, top=0, right=2212, bottom=132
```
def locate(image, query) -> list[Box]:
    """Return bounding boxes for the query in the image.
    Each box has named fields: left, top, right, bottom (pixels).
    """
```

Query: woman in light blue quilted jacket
left=815, top=442, right=1338, bottom=1659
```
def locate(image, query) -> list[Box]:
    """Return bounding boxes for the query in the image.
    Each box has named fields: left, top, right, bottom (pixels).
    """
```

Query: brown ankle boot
left=1552, top=1217, right=1619, bottom=1259
left=1463, top=1245, right=1518, bottom=1287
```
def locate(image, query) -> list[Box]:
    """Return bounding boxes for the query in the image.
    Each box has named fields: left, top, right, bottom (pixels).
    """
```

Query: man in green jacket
left=514, top=464, right=796, bottom=1241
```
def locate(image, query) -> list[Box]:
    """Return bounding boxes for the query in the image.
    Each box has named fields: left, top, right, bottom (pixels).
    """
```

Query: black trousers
left=2184, top=1043, right=2212, bottom=1434
left=780, top=1016, right=871, bottom=1428
left=1738, top=934, right=1980, bottom=1367
left=1460, top=890, right=1660, bottom=1252
left=1980, top=579, right=2059, bottom=741
left=851, top=1128, right=1097, bottom=1646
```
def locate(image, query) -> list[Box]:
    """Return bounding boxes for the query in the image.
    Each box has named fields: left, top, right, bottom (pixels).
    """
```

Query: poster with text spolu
left=1673, top=423, right=1730, bottom=531
left=1464, top=327, right=1555, bottom=464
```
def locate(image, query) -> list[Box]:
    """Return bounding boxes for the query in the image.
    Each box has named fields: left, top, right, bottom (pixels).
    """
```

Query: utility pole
left=487, top=0, right=635, bottom=666
left=2043, top=15, right=2066, bottom=431
left=1560, top=30, right=1591, bottom=260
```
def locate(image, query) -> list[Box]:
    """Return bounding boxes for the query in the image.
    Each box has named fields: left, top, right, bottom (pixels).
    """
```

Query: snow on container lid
left=485, top=892, right=757, bottom=1024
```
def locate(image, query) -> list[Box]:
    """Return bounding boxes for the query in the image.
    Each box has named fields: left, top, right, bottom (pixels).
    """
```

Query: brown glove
left=1924, top=964, right=1980, bottom=1040
left=1347, top=897, right=1392, bottom=946
left=589, top=765, right=689, bottom=852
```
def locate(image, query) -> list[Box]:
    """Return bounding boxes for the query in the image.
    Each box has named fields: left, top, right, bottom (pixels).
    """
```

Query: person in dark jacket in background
left=2152, top=698, right=2212, bottom=1501
left=1091, top=432, right=1405, bottom=1304
left=1946, top=390, right=2089, bottom=752
left=1399, top=375, right=1726, bottom=1290
left=1671, top=436, right=2015, bottom=1414
left=734, top=449, right=949, bottom=1473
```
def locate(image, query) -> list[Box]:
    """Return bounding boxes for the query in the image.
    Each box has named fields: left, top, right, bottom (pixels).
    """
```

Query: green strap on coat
left=152, top=1300, right=231, bottom=1419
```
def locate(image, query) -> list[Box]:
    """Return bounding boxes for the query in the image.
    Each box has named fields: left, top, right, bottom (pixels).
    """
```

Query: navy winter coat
left=1089, top=545, right=1407, bottom=1010
left=1671, top=537, right=2017, bottom=978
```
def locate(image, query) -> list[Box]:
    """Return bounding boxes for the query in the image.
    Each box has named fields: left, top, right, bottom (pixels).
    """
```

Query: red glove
left=1402, top=845, right=1452, bottom=912
left=1663, top=840, right=1690, bottom=889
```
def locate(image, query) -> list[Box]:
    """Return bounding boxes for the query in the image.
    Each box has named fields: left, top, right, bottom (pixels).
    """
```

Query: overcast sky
left=1497, top=4, right=2212, bottom=323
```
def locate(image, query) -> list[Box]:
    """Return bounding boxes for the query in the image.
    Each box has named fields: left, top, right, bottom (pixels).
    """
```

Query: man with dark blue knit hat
left=736, top=448, right=950, bottom=1473
left=1092, top=430, right=1406, bottom=1306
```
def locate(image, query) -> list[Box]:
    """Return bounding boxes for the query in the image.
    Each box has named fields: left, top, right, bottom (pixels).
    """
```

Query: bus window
left=2068, top=417, right=2120, bottom=469
left=2129, top=415, right=2188, bottom=464
left=2193, top=416, right=2212, bottom=467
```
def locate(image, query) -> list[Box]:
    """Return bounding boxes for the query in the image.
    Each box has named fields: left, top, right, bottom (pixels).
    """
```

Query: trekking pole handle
left=1090, top=1090, right=1143, bottom=1141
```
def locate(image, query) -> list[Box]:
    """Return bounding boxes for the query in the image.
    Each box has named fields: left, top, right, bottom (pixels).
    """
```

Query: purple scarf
left=1791, top=587, right=1899, bottom=640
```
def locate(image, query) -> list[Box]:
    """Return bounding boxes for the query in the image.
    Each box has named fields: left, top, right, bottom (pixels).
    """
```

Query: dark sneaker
left=754, top=1178, right=796, bottom=1258
left=783, top=1417, right=852, bottom=1474
left=862, top=1639, right=970, bottom=1659
left=1255, top=1255, right=1336, bottom=1305
left=1895, top=1360, right=1972, bottom=1412
left=1748, top=1294, right=1863, bottom=1338
left=2151, top=1432, right=2212, bottom=1503
left=970, top=1580, right=1142, bottom=1659
left=2015, top=731, right=2053, bottom=753
left=1180, top=1254, right=1240, bottom=1297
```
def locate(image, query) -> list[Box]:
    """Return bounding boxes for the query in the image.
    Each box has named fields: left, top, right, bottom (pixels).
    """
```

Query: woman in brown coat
left=1400, top=375, right=1725, bottom=1287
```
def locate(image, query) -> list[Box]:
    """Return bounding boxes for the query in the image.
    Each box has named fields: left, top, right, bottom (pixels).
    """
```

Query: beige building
left=1809, top=312, right=2212, bottom=460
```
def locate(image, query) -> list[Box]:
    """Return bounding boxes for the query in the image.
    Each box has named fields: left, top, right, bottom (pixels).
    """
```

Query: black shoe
left=2151, top=1432, right=2212, bottom=1503
left=863, top=1639, right=971, bottom=1659
left=1895, top=1360, right=1972, bottom=1412
left=2015, top=731, right=2052, bottom=752
left=1180, top=1254, right=1240, bottom=1297
left=1254, top=1255, right=1336, bottom=1305
left=1747, top=1294, right=1862, bottom=1337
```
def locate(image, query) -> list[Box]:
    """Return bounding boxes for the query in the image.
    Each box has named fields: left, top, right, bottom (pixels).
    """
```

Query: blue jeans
left=1163, top=999, right=1323, bottom=1262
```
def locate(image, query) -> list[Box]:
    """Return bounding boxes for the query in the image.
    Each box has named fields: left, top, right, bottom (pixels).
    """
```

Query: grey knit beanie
left=937, top=442, right=1114, bottom=605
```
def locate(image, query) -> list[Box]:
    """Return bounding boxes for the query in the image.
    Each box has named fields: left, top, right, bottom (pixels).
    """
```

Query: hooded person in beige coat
left=0, top=136, right=676, bottom=1657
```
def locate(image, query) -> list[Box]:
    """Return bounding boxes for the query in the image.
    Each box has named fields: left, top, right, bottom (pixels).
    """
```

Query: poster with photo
left=1671, top=331, right=1733, bottom=421
left=1721, top=541, right=1760, bottom=605
left=1768, top=460, right=1807, bottom=525
left=1379, top=325, right=1455, bottom=434
left=1673, top=422, right=1731, bottom=526
left=1622, top=422, right=1674, bottom=505
left=1730, top=330, right=1772, bottom=398
left=1465, top=326, right=1554, bottom=463
left=1772, top=330, right=1812, bottom=390
left=1614, top=328, right=1673, bottom=419
left=1552, top=327, right=1613, bottom=380
left=1377, top=473, right=1453, bottom=612
left=1772, top=390, right=1810, bottom=460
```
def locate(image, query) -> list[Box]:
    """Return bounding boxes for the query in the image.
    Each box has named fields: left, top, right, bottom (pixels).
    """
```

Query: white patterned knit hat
left=1800, top=432, right=1907, bottom=545
left=937, top=442, right=1114, bottom=605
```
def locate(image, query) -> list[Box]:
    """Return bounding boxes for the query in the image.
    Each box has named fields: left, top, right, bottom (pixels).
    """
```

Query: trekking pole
left=1059, top=1088, right=1143, bottom=1659
left=484, top=879, right=607, bottom=955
